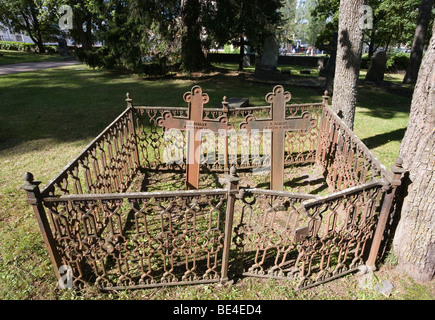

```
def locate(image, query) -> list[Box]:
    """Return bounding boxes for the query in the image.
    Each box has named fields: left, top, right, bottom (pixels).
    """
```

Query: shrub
left=386, top=52, right=409, bottom=72
left=74, top=47, right=104, bottom=69
left=0, top=41, right=58, bottom=54
left=360, top=53, right=370, bottom=69
left=138, top=62, right=167, bottom=76
left=361, top=52, right=410, bottom=72
left=0, top=41, right=35, bottom=52
left=44, top=45, right=59, bottom=54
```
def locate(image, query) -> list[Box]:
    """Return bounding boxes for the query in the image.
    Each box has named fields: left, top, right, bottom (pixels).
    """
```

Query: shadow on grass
left=0, top=66, right=321, bottom=152
left=356, top=86, right=411, bottom=119
left=0, top=64, right=410, bottom=153
left=362, top=128, right=407, bottom=150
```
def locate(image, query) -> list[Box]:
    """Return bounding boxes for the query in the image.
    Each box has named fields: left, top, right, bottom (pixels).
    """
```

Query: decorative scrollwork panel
left=43, top=192, right=227, bottom=290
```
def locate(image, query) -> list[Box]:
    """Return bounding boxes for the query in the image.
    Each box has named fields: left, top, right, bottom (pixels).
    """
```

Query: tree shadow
left=338, top=29, right=412, bottom=120
left=0, top=68, right=267, bottom=152
left=356, top=87, right=411, bottom=119
left=377, top=171, right=410, bottom=265
left=339, top=29, right=361, bottom=72
left=362, top=128, right=407, bottom=150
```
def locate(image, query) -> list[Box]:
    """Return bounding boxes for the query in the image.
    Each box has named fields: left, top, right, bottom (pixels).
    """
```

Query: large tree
left=205, top=0, right=283, bottom=71
left=392, top=18, right=435, bottom=282
left=62, top=0, right=98, bottom=51
left=0, top=0, right=59, bottom=53
left=331, top=0, right=365, bottom=130
left=403, top=0, right=434, bottom=84
left=278, top=0, right=298, bottom=48
left=313, top=0, right=423, bottom=60
left=78, top=0, right=180, bottom=73
left=180, top=0, right=208, bottom=72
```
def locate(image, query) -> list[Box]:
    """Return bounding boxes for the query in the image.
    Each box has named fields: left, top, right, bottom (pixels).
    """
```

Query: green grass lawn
left=0, top=64, right=432, bottom=300
left=0, top=50, right=65, bottom=65
left=212, top=62, right=320, bottom=77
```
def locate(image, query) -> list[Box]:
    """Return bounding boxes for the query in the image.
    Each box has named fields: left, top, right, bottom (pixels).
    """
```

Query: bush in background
left=0, top=41, right=58, bottom=54
left=360, top=51, right=410, bottom=73
left=360, top=53, right=370, bottom=69
left=386, top=52, right=409, bottom=72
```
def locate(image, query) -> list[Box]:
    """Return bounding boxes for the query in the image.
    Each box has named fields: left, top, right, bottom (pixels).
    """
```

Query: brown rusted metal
left=156, top=86, right=233, bottom=189
left=133, top=102, right=323, bottom=172
left=220, top=166, right=240, bottom=284
left=240, top=85, right=317, bottom=190
left=21, top=172, right=63, bottom=281
left=366, top=157, right=405, bottom=269
left=24, top=86, right=406, bottom=292
left=41, top=107, right=139, bottom=197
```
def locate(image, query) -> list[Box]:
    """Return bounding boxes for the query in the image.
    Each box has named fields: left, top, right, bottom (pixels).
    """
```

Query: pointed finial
left=322, top=90, right=329, bottom=105
left=230, top=165, right=237, bottom=176
left=390, top=157, right=406, bottom=186
left=21, top=171, right=41, bottom=193
left=394, top=157, right=403, bottom=168
left=222, top=96, right=229, bottom=113
left=125, top=92, right=132, bottom=108
left=24, top=172, right=34, bottom=183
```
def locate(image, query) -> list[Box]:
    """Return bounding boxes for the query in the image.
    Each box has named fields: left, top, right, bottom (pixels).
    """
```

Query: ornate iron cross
left=157, top=86, right=233, bottom=190
left=240, top=85, right=316, bottom=190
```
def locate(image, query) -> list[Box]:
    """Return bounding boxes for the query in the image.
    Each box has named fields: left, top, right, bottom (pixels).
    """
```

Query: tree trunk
left=403, top=0, right=434, bottom=84
left=393, top=19, right=435, bottom=282
left=75, top=13, right=93, bottom=51
left=325, top=32, right=338, bottom=93
left=29, top=6, right=45, bottom=54
left=238, top=35, right=245, bottom=71
left=21, top=9, right=44, bottom=54
left=331, top=0, right=365, bottom=130
left=180, top=0, right=207, bottom=73
left=367, top=24, right=377, bottom=60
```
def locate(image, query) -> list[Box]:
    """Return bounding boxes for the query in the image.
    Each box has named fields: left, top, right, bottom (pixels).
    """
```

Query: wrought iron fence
left=22, top=86, right=405, bottom=291
left=41, top=108, right=139, bottom=197
left=132, top=101, right=324, bottom=172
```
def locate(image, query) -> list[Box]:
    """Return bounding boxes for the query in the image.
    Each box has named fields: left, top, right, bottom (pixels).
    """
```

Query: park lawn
left=0, top=49, right=65, bottom=66
left=0, top=65, right=432, bottom=300
left=211, top=62, right=320, bottom=77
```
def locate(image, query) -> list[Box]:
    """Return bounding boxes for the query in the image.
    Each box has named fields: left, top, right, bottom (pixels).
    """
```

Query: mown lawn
left=0, top=50, right=66, bottom=66
left=0, top=64, right=433, bottom=300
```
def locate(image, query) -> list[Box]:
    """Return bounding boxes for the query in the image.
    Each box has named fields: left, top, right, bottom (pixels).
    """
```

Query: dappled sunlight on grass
left=0, top=49, right=64, bottom=65
left=0, top=64, right=425, bottom=300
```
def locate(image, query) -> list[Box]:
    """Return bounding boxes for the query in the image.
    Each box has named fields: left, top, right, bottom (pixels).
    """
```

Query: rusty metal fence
left=133, top=100, right=324, bottom=172
left=23, top=87, right=405, bottom=291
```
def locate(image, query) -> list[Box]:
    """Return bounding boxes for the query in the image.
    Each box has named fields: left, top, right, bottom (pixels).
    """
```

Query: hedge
left=0, top=41, right=59, bottom=54
left=360, top=51, right=410, bottom=72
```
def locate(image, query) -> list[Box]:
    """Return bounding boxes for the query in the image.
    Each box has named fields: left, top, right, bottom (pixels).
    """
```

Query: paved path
left=0, top=59, right=81, bottom=75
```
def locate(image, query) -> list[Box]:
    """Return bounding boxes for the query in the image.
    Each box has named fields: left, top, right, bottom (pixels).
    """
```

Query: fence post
left=322, top=90, right=329, bottom=107
left=21, top=172, right=63, bottom=280
left=316, top=91, right=330, bottom=165
left=222, top=96, right=230, bottom=173
left=366, top=157, right=405, bottom=270
left=220, top=166, right=239, bottom=284
left=126, top=92, right=141, bottom=169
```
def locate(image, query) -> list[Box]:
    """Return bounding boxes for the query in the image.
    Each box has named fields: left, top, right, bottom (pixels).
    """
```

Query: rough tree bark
left=331, top=0, right=365, bottom=131
left=403, top=0, right=434, bottom=84
left=393, top=19, right=435, bottom=282
left=180, top=0, right=207, bottom=72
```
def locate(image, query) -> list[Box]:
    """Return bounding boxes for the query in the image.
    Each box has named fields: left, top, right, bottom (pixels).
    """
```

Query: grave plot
left=22, top=85, right=405, bottom=291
